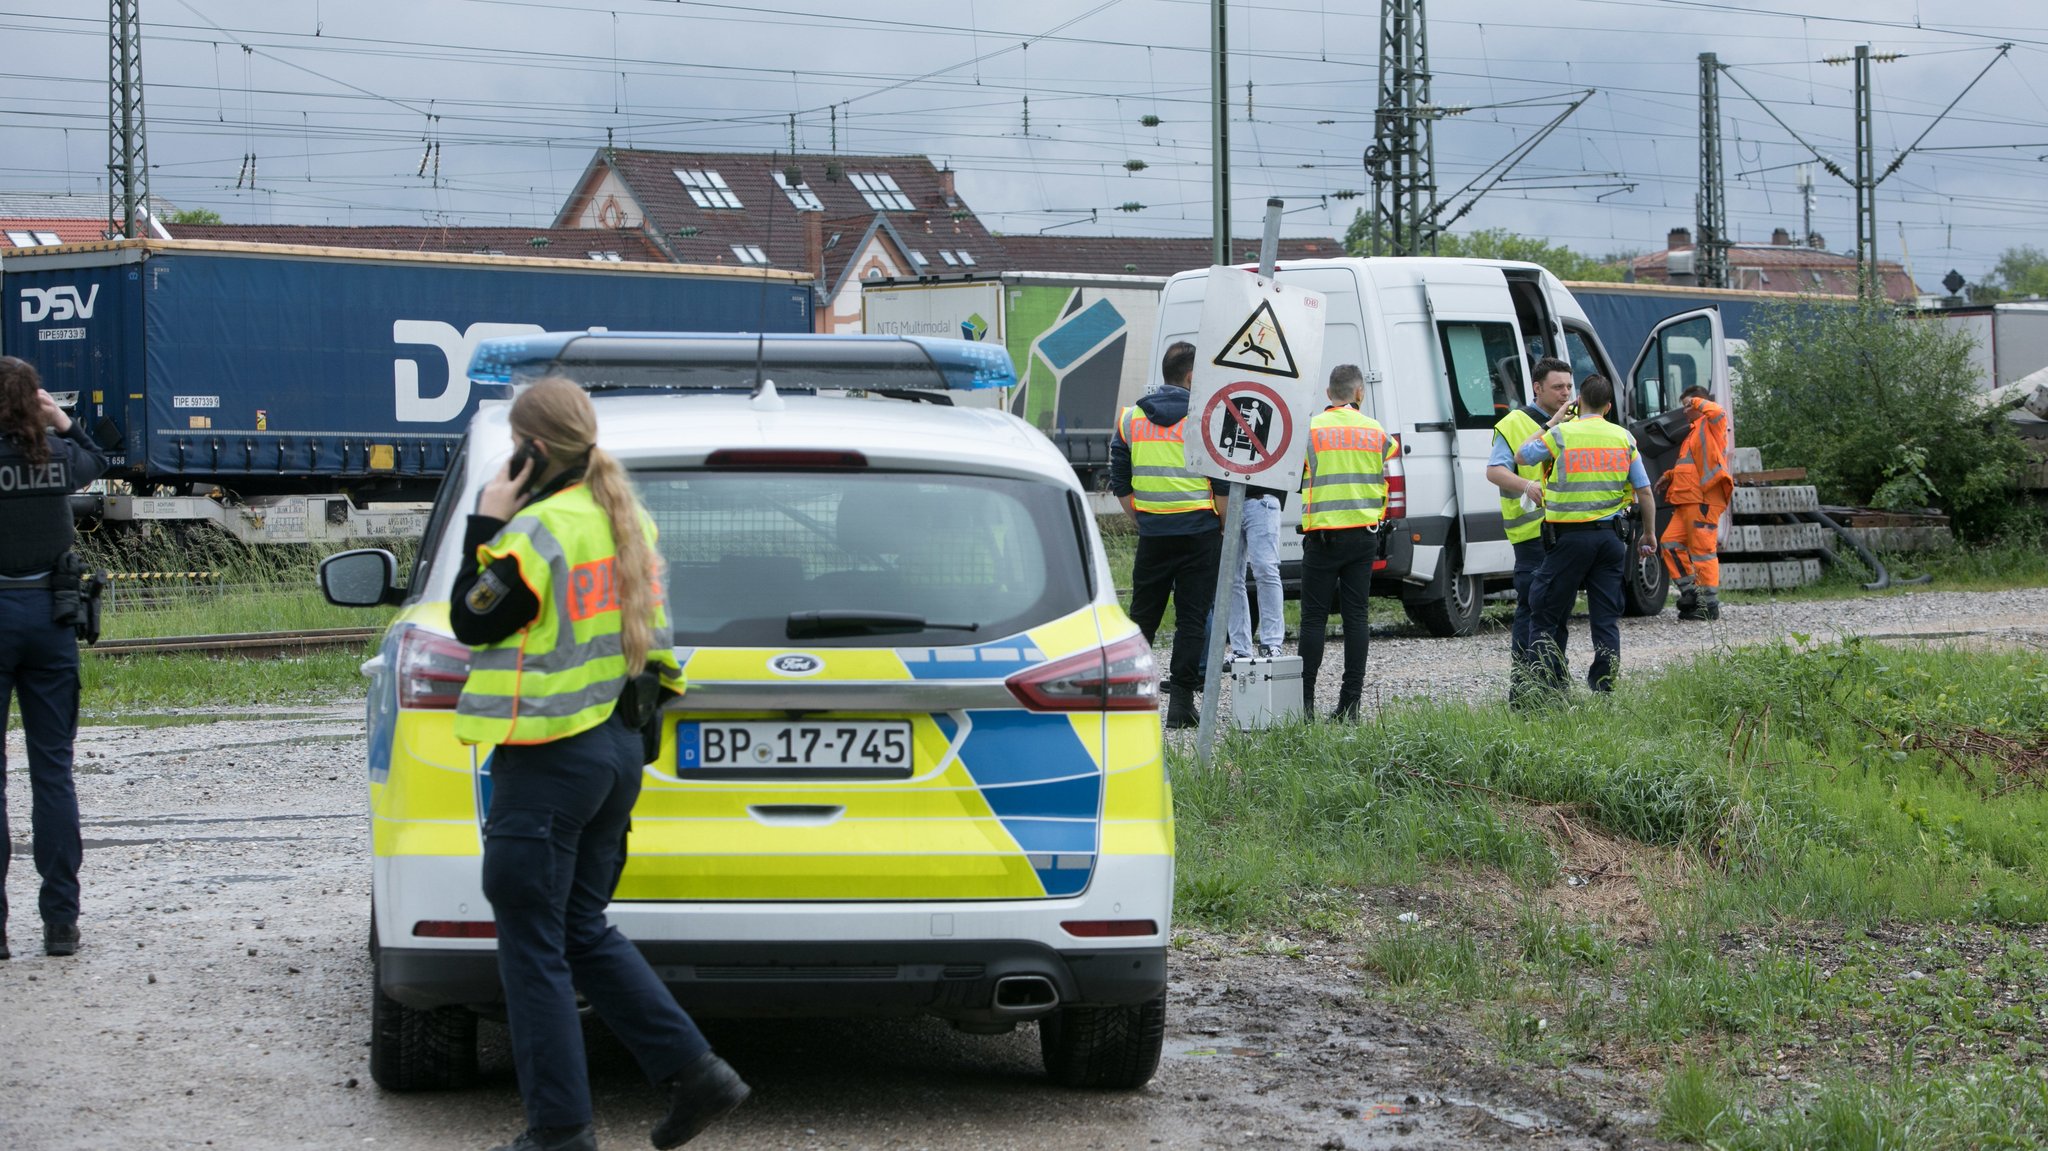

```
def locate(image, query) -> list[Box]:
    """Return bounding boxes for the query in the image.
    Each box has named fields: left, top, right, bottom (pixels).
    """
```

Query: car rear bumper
left=380, top=938, right=1166, bottom=1021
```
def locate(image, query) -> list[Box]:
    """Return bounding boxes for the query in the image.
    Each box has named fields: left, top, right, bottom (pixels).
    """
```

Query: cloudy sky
left=6, top=0, right=2046, bottom=289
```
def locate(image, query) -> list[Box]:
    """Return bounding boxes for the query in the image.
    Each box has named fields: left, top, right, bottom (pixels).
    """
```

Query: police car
left=318, top=332, right=1174, bottom=1093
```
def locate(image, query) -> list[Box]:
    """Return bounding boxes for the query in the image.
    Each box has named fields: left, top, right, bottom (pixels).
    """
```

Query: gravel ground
left=3, top=586, right=2044, bottom=1150
left=1187, top=585, right=2048, bottom=722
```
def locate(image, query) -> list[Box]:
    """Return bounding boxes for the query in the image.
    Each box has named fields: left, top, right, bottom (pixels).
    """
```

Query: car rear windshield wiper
left=785, top=611, right=982, bottom=639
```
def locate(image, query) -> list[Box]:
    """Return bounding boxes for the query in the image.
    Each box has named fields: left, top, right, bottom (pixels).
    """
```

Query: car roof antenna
left=751, top=376, right=783, bottom=411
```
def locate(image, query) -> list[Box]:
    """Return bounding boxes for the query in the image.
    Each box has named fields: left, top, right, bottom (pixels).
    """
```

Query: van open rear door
left=1622, top=307, right=1730, bottom=616
left=1412, top=269, right=1531, bottom=635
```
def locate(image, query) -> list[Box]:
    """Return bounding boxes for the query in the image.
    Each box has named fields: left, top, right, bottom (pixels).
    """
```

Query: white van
left=1154, top=257, right=1732, bottom=635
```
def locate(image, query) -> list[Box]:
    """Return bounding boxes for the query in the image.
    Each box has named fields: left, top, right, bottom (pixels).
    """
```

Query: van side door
left=1623, top=308, right=1730, bottom=493
left=1418, top=268, right=1530, bottom=579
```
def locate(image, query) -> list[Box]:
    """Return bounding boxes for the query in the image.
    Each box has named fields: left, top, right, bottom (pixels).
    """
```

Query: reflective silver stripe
left=1309, top=497, right=1387, bottom=514
left=1131, top=464, right=1195, bottom=478
left=1504, top=507, right=1544, bottom=530
left=456, top=677, right=621, bottom=720
left=1549, top=478, right=1627, bottom=493
left=1548, top=495, right=1627, bottom=513
left=1304, top=470, right=1385, bottom=487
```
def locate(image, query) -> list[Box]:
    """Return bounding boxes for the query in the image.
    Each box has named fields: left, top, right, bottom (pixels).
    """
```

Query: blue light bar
left=467, top=330, right=1017, bottom=391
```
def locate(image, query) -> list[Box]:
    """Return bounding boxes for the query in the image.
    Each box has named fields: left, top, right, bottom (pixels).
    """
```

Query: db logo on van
left=768, top=654, right=823, bottom=677
left=18, top=285, right=100, bottom=323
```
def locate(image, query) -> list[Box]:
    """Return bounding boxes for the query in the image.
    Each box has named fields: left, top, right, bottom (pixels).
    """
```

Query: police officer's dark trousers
left=1509, top=538, right=1566, bottom=706
left=1127, top=531, right=1221, bottom=692
left=1527, top=522, right=1625, bottom=696
left=0, top=586, right=83, bottom=934
left=483, top=711, right=709, bottom=1131
left=1299, top=528, right=1375, bottom=716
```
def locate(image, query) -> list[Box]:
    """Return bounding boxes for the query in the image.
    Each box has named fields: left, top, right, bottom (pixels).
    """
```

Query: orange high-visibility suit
left=1657, top=395, right=1732, bottom=595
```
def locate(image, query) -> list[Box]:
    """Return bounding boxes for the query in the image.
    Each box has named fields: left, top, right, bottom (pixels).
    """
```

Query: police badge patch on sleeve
left=466, top=570, right=510, bottom=613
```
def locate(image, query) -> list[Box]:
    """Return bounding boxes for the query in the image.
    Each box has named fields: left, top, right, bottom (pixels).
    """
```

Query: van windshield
left=636, top=470, right=1091, bottom=647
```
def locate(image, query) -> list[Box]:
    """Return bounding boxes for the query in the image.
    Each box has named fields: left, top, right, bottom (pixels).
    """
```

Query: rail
left=87, top=627, right=384, bottom=658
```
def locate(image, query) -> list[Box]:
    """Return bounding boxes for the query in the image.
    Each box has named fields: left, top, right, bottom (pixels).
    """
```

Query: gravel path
left=1184, top=586, right=2048, bottom=722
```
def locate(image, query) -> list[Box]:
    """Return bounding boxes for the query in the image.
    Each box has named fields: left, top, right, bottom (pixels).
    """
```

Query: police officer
left=452, top=377, right=746, bottom=1151
left=1297, top=364, right=1395, bottom=721
left=1486, top=356, right=1574, bottom=708
left=1109, top=340, right=1222, bottom=729
left=1516, top=374, right=1657, bottom=697
left=0, top=355, right=108, bottom=960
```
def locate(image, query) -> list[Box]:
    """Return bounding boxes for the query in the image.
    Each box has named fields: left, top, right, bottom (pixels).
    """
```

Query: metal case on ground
left=1229, top=654, right=1303, bottom=729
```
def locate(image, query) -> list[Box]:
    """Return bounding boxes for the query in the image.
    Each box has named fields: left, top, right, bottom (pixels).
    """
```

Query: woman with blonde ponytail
left=449, top=377, right=747, bottom=1151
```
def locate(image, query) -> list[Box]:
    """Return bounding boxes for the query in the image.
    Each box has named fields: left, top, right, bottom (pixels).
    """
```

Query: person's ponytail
left=583, top=444, right=658, bottom=677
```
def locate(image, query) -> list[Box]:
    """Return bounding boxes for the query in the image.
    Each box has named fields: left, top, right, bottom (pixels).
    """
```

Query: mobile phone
left=506, top=438, right=547, bottom=495
left=1565, top=401, right=1581, bottom=418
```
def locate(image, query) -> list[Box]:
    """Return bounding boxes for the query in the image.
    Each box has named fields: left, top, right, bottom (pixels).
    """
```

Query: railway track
left=88, top=627, right=384, bottom=659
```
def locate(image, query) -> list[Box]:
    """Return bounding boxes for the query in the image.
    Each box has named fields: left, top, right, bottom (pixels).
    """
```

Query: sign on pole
left=1183, top=267, right=1326, bottom=489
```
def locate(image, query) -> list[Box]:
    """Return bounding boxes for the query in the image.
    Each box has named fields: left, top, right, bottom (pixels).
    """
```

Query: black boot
left=1701, top=590, right=1721, bottom=621
left=487, top=1126, right=596, bottom=1151
left=1675, top=589, right=1707, bottom=622
left=1165, top=686, right=1198, bottom=729
left=652, top=1052, right=750, bottom=1149
left=1330, top=686, right=1362, bottom=723
left=44, top=922, right=79, bottom=957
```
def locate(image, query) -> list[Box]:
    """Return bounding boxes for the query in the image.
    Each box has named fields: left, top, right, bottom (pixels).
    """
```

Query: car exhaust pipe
left=991, top=974, right=1060, bottom=1014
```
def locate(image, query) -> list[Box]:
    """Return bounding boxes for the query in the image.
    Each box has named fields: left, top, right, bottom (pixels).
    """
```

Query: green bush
left=1736, top=297, right=2032, bottom=540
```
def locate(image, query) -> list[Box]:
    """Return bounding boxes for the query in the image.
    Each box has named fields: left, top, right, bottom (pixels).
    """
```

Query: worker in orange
left=1657, top=385, right=1732, bottom=621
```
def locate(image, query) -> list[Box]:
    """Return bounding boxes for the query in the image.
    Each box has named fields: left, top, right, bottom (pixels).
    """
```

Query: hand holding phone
left=479, top=438, right=546, bottom=520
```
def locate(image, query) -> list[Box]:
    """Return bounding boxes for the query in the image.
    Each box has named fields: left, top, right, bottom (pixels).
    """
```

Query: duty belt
left=1550, top=518, right=1623, bottom=535
left=0, top=574, right=55, bottom=589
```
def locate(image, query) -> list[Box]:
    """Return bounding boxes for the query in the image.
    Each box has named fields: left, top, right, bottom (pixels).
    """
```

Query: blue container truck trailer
left=0, top=239, right=813, bottom=541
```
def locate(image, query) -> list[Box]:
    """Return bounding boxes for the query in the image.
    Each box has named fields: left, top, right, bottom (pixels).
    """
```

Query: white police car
left=320, top=333, right=1174, bottom=1092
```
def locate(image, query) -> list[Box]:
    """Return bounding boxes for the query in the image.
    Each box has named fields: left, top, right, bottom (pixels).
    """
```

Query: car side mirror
left=320, top=548, right=403, bottom=607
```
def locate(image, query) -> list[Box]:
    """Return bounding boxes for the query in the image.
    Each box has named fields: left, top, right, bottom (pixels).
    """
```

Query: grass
left=1173, top=638, right=2048, bottom=1146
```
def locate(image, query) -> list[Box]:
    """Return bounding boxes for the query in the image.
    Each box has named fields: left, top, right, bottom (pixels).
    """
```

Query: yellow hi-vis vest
left=1301, top=406, right=1392, bottom=531
left=454, top=484, right=685, bottom=746
left=1539, top=417, right=1637, bottom=524
left=1493, top=407, right=1547, bottom=545
left=1118, top=403, right=1213, bottom=516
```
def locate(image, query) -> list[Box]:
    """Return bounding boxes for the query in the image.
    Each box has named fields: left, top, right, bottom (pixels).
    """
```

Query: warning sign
left=1212, top=299, right=1299, bottom=378
left=1185, top=267, right=1326, bottom=487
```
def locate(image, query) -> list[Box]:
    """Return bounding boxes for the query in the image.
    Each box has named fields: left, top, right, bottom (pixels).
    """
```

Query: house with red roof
left=1633, top=226, right=1917, bottom=302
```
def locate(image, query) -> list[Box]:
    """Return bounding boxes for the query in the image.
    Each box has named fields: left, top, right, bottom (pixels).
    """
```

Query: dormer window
left=773, top=171, right=823, bottom=211
left=674, top=169, right=742, bottom=209
left=938, top=250, right=958, bottom=266
left=850, top=172, right=914, bottom=211
left=730, top=244, right=770, bottom=265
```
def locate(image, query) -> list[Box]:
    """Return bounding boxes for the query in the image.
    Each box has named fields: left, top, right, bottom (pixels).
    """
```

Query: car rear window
left=638, top=470, right=1091, bottom=647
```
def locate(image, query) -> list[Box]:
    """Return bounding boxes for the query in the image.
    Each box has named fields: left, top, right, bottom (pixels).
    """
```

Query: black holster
left=616, top=669, right=669, bottom=764
left=51, top=553, right=109, bottom=644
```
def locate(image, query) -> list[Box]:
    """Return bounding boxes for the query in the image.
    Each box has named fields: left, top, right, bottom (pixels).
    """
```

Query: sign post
left=1187, top=199, right=1326, bottom=767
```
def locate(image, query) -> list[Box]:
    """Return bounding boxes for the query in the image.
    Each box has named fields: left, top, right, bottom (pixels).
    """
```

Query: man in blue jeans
left=1486, top=356, right=1574, bottom=708
left=1227, top=484, right=1287, bottom=660
left=1516, top=374, right=1657, bottom=697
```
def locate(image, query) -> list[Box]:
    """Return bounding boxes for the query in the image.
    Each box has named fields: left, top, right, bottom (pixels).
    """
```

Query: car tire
left=1402, top=548, right=1484, bottom=637
left=1621, top=522, right=1670, bottom=617
left=1039, top=992, right=1167, bottom=1089
left=368, top=924, right=479, bottom=1092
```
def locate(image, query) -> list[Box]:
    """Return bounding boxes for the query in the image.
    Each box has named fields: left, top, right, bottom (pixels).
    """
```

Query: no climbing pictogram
left=1210, top=298, right=1301, bottom=379
left=1199, top=380, right=1295, bottom=477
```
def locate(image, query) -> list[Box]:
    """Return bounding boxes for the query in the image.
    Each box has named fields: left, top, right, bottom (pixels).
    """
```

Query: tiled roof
left=566, top=149, right=1003, bottom=273
left=996, top=234, right=1346, bottom=277
left=163, top=223, right=668, bottom=262
left=0, top=218, right=110, bottom=245
left=1632, top=243, right=1917, bottom=301
left=0, top=191, right=176, bottom=219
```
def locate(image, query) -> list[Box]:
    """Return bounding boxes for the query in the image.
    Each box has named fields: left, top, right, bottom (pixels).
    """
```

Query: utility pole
left=1852, top=44, right=1878, bottom=295
left=1366, top=0, right=1434, bottom=256
left=1211, top=0, right=1230, bottom=266
left=107, top=0, right=151, bottom=240
left=1798, top=164, right=1815, bottom=247
left=1696, top=52, right=1729, bottom=289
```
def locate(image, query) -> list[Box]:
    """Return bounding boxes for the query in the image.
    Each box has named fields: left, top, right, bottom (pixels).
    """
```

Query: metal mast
left=1851, top=44, right=1878, bottom=295
left=1367, top=0, right=1435, bottom=256
left=1696, top=53, right=1729, bottom=289
left=1210, top=0, right=1230, bottom=265
left=108, top=0, right=151, bottom=239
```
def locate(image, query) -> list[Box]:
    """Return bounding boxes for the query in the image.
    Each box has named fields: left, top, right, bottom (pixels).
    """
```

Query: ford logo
left=768, top=653, right=822, bottom=677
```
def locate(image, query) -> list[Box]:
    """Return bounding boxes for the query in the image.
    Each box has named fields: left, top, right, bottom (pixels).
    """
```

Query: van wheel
left=1040, top=993, right=1167, bottom=1089
left=1402, top=550, right=1484, bottom=637
left=368, top=926, right=478, bottom=1092
left=1622, top=536, right=1670, bottom=617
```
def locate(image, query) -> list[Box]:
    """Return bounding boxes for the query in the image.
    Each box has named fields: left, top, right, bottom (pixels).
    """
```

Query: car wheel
left=1039, top=992, right=1167, bottom=1089
left=1402, top=548, right=1484, bottom=637
left=368, top=924, right=479, bottom=1092
left=1622, top=531, right=1670, bottom=617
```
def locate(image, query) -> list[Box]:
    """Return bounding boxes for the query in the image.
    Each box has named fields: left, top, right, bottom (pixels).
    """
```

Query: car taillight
left=397, top=627, right=471, bottom=710
left=1006, top=633, right=1158, bottom=712
left=705, top=449, right=867, bottom=468
left=413, top=920, right=497, bottom=939
left=1384, top=433, right=1407, bottom=519
left=1061, top=919, right=1160, bottom=938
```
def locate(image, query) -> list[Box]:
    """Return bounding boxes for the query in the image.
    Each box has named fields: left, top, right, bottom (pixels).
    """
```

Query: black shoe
left=44, top=923, right=79, bottom=957
left=1164, top=686, right=1198, bottom=729
left=1257, top=644, right=1281, bottom=659
left=652, top=1052, right=750, bottom=1149
left=487, top=1125, right=597, bottom=1151
left=1702, top=593, right=1721, bottom=621
left=1, top=935, right=10, bottom=961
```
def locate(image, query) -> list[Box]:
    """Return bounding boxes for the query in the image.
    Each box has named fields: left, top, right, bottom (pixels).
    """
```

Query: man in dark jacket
left=0, top=356, right=110, bottom=960
left=1108, top=341, right=1221, bottom=728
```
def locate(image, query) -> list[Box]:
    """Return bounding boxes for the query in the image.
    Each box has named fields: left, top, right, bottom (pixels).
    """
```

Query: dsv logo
left=18, top=285, right=100, bottom=323
left=768, top=653, right=823, bottom=677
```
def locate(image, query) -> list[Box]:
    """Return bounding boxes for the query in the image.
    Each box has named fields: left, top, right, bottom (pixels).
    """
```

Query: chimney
left=803, top=209, right=824, bottom=282
left=1772, top=227, right=1792, bottom=246
left=1668, top=227, right=1692, bottom=251
left=937, top=167, right=957, bottom=205
left=1807, top=231, right=1826, bottom=250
